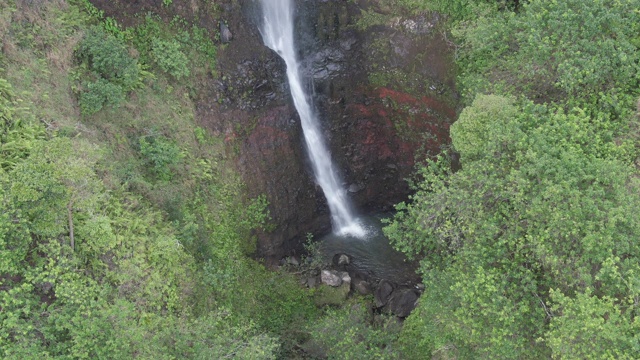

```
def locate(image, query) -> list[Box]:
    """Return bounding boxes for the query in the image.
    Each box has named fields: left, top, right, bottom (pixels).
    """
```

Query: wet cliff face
left=90, top=0, right=457, bottom=263
left=228, top=1, right=457, bottom=263
left=305, top=2, right=456, bottom=211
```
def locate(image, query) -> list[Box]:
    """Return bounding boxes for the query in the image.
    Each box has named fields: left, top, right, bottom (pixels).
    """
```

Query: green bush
left=77, top=27, right=139, bottom=90
left=75, top=27, right=140, bottom=115
left=454, top=0, right=640, bottom=115
left=79, top=78, right=125, bottom=115
left=306, top=303, right=402, bottom=359
left=450, top=94, right=517, bottom=161
left=131, top=15, right=163, bottom=64
left=151, top=38, right=190, bottom=80
left=139, top=135, right=183, bottom=181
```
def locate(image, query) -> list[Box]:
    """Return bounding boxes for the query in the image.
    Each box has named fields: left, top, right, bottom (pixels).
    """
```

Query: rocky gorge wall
left=90, top=0, right=457, bottom=264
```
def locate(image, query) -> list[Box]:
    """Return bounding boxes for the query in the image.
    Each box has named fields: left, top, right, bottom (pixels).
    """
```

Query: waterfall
left=259, top=0, right=365, bottom=238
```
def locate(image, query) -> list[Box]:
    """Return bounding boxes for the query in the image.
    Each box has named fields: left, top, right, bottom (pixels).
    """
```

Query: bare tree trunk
left=67, top=201, right=74, bottom=251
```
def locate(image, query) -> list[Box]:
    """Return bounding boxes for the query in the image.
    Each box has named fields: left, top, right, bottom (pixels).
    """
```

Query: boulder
left=220, top=22, right=232, bottom=43
left=336, top=253, right=350, bottom=266
left=353, top=278, right=372, bottom=295
left=339, top=271, right=351, bottom=285
left=388, top=288, right=419, bottom=318
left=348, top=183, right=365, bottom=193
left=321, top=270, right=342, bottom=287
left=374, top=280, right=395, bottom=308
left=286, top=256, right=300, bottom=266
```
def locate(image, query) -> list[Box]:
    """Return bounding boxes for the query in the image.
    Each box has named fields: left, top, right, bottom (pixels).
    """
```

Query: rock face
left=229, top=1, right=457, bottom=263
left=89, top=0, right=457, bottom=264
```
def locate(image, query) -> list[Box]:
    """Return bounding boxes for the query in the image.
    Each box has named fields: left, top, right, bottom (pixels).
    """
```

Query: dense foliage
left=0, top=1, right=315, bottom=358
left=4, top=0, right=640, bottom=358
left=385, top=0, right=640, bottom=358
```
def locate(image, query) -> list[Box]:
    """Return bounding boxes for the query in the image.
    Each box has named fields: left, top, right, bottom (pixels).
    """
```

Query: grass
left=0, top=0, right=233, bottom=226
left=2, top=2, right=82, bottom=132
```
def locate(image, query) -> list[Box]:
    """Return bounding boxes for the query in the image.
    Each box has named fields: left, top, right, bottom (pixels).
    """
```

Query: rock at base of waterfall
left=348, top=183, right=365, bottom=193
left=333, top=253, right=350, bottom=266
left=339, top=271, right=351, bottom=285
left=279, top=255, right=300, bottom=267
left=388, top=288, right=419, bottom=318
left=374, top=279, right=395, bottom=308
left=286, top=256, right=300, bottom=266
left=353, top=278, right=372, bottom=295
left=321, top=270, right=343, bottom=287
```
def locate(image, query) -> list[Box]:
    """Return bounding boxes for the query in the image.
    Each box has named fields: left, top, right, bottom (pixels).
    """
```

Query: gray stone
left=339, top=271, right=351, bottom=285
left=354, top=279, right=372, bottom=295
left=332, top=253, right=351, bottom=268
left=286, top=256, right=300, bottom=266
left=321, top=270, right=343, bottom=287
left=348, top=183, right=365, bottom=193
left=220, top=22, right=232, bottom=43
left=307, top=276, right=318, bottom=288
left=313, top=68, right=329, bottom=80
left=337, top=254, right=350, bottom=265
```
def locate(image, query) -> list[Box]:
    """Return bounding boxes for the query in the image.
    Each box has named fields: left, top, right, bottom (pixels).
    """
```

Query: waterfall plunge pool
left=319, top=214, right=420, bottom=286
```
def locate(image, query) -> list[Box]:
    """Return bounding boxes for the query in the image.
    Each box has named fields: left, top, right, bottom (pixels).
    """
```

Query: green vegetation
left=0, top=1, right=313, bottom=358
left=306, top=301, right=403, bottom=359
left=75, top=26, right=142, bottom=115
left=384, top=0, right=640, bottom=358
left=151, top=38, right=190, bottom=80
left=139, top=134, right=183, bottom=181
left=4, top=0, right=640, bottom=358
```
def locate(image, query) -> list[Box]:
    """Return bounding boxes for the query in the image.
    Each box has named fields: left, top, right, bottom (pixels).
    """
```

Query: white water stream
left=259, top=0, right=365, bottom=237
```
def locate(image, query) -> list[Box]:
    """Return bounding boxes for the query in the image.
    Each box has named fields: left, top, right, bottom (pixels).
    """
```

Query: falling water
left=259, top=0, right=365, bottom=237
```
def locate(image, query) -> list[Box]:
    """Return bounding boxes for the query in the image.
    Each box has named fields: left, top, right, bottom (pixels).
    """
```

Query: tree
left=7, top=138, right=102, bottom=248
left=455, top=0, right=640, bottom=122
left=386, top=95, right=640, bottom=358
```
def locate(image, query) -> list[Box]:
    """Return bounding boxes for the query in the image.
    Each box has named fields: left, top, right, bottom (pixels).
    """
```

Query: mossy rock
left=313, top=283, right=350, bottom=307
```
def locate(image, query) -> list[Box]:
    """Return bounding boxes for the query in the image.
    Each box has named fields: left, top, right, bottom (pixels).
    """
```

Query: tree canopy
left=385, top=0, right=640, bottom=358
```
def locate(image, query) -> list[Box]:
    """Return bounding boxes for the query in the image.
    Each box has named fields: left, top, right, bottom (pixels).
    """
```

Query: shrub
left=151, top=38, right=190, bottom=80
left=77, top=27, right=139, bottom=90
left=79, top=78, right=125, bottom=116
left=139, top=135, right=183, bottom=181
left=306, top=303, right=402, bottom=359
left=0, top=78, right=45, bottom=170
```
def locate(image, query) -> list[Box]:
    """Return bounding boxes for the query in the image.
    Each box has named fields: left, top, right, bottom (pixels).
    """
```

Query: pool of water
left=319, top=214, right=420, bottom=286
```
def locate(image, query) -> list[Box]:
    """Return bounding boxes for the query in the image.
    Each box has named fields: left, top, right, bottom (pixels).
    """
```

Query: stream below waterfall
left=319, top=214, right=420, bottom=286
